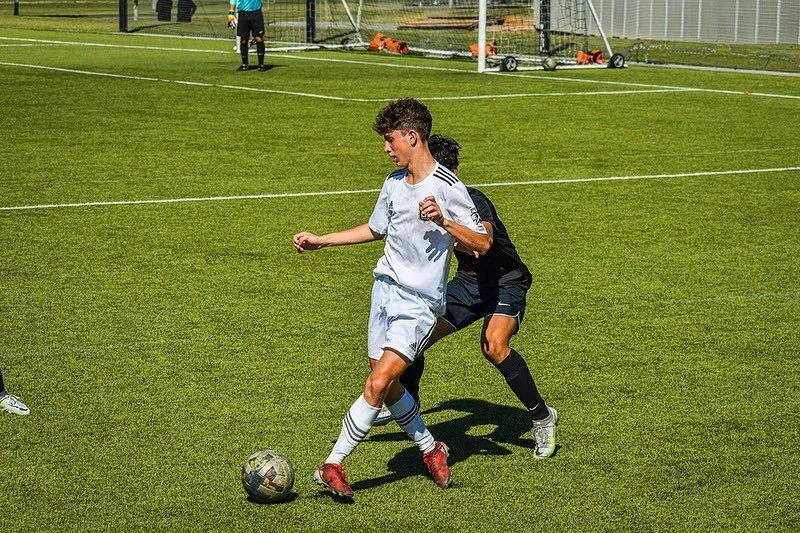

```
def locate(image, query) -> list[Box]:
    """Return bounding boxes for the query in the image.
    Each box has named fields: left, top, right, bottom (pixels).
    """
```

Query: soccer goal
left=120, top=0, right=624, bottom=71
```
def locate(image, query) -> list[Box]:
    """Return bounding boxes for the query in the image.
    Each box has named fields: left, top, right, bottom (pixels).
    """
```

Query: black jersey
left=453, top=187, right=531, bottom=287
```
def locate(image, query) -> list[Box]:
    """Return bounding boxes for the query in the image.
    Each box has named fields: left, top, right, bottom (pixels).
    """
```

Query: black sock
left=240, top=42, right=248, bottom=66
left=495, top=349, right=549, bottom=420
left=256, top=41, right=265, bottom=66
left=0, top=369, right=5, bottom=395
left=400, top=354, right=425, bottom=403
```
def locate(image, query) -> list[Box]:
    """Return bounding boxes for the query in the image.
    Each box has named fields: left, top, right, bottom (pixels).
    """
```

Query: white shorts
left=367, top=276, right=438, bottom=362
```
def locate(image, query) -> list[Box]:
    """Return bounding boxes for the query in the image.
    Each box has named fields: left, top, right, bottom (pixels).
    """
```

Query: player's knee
left=481, top=338, right=510, bottom=364
left=364, top=373, right=390, bottom=404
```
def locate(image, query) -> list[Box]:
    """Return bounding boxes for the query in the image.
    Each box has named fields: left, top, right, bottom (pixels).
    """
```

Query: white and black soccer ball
left=543, top=56, right=558, bottom=71
left=241, top=449, right=295, bottom=503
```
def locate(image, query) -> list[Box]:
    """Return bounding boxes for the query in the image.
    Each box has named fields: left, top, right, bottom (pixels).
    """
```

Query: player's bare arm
left=293, top=223, right=384, bottom=253
left=419, top=197, right=491, bottom=255
left=454, top=222, right=494, bottom=257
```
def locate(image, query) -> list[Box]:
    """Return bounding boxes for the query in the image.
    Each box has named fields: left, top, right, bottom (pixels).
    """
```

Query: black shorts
left=237, top=10, right=265, bottom=40
left=441, top=276, right=529, bottom=333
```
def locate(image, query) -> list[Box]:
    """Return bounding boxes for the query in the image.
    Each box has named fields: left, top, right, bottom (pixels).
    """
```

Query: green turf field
left=1, top=20, right=799, bottom=532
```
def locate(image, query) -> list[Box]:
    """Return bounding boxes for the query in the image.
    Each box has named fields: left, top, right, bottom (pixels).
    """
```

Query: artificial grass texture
left=1, top=26, right=799, bottom=532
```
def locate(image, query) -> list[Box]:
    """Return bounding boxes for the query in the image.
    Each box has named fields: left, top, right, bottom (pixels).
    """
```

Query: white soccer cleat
left=373, top=404, right=392, bottom=426
left=0, top=393, right=30, bottom=416
left=532, top=406, right=557, bottom=459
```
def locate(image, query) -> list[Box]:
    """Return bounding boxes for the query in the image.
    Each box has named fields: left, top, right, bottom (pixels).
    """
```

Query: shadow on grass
left=246, top=491, right=301, bottom=505
left=351, top=398, right=536, bottom=491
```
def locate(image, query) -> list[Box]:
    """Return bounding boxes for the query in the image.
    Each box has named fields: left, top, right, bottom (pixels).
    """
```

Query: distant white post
left=478, top=0, right=487, bottom=72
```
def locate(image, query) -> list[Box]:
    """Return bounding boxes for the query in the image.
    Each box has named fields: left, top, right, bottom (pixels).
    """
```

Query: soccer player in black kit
left=375, top=134, right=558, bottom=459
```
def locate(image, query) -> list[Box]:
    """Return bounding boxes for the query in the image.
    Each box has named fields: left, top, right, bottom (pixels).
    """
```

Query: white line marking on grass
left=528, top=290, right=800, bottom=315
left=1, top=36, right=799, bottom=100
left=484, top=69, right=800, bottom=100
left=632, top=61, right=800, bottom=78
left=469, top=166, right=800, bottom=189
left=0, top=61, right=687, bottom=102
left=5, top=290, right=796, bottom=358
left=0, top=61, right=370, bottom=101
left=0, top=188, right=385, bottom=211
left=2, top=166, right=798, bottom=211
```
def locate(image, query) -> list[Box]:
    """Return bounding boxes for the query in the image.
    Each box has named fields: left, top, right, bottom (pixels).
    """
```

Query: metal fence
left=588, top=0, right=800, bottom=44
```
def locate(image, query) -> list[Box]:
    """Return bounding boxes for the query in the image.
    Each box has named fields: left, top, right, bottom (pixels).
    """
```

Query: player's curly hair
left=428, top=134, right=461, bottom=172
left=373, top=98, right=432, bottom=142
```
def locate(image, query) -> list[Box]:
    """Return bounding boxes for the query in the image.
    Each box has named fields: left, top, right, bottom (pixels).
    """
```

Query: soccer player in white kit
left=293, top=98, right=490, bottom=499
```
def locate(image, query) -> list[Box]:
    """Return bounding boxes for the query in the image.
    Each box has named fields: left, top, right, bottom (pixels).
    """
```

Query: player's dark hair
left=428, top=134, right=460, bottom=172
left=373, top=98, right=432, bottom=142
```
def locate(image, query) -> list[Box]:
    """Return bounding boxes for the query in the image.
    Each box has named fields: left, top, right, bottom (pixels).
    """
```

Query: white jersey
left=368, top=163, right=486, bottom=313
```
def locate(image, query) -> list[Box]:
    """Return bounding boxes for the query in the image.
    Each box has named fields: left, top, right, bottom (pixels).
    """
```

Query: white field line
left=5, top=289, right=797, bottom=358
left=1, top=36, right=799, bottom=100
left=2, top=166, right=798, bottom=212
left=526, top=289, right=800, bottom=315
left=631, top=60, right=800, bottom=78
left=0, top=61, right=371, bottom=101
left=0, top=61, right=689, bottom=102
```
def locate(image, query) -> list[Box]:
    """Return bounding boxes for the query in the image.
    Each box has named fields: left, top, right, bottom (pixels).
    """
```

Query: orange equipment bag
left=469, top=40, right=497, bottom=58
left=385, top=38, right=409, bottom=54
left=577, top=49, right=605, bottom=64
left=369, top=33, right=388, bottom=52
left=576, top=50, right=592, bottom=64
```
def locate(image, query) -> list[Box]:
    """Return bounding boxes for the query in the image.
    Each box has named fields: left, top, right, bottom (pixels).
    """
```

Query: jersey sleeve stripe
left=434, top=167, right=458, bottom=185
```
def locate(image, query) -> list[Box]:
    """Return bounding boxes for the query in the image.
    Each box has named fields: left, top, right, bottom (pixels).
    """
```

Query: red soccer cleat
left=313, top=463, right=354, bottom=499
left=423, top=441, right=452, bottom=489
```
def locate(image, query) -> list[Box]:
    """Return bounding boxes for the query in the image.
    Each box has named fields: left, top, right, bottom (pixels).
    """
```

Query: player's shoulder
left=433, top=164, right=460, bottom=187
left=386, top=168, right=409, bottom=181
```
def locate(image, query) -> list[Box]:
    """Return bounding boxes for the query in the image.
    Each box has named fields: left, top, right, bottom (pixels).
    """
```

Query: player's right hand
left=227, top=11, right=237, bottom=29
left=419, top=196, right=444, bottom=226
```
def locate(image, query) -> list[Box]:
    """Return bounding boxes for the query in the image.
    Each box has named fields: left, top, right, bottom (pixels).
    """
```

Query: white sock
left=388, top=389, right=435, bottom=454
left=325, top=394, right=380, bottom=464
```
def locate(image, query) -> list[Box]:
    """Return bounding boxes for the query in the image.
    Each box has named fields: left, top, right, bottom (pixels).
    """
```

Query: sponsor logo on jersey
left=470, top=207, right=481, bottom=226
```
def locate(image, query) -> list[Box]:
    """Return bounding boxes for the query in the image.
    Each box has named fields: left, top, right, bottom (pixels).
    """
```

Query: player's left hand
left=293, top=231, right=322, bottom=253
left=454, top=241, right=480, bottom=258
left=227, top=11, right=237, bottom=28
left=419, top=196, right=444, bottom=226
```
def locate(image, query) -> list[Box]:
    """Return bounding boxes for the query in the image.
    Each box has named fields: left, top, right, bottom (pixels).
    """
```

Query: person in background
left=228, top=0, right=267, bottom=71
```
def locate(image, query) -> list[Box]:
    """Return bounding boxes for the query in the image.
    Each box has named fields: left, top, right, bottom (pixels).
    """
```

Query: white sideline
left=1, top=36, right=799, bottom=100
left=1, top=166, right=798, bottom=211
left=0, top=61, right=689, bottom=102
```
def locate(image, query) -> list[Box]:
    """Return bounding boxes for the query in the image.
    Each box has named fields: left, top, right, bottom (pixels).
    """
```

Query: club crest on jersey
left=470, top=207, right=481, bottom=226
left=419, top=205, right=430, bottom=221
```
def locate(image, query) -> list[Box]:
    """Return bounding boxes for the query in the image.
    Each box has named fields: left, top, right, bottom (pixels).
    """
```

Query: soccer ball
left=543, top=56, right=558, bottom=71
left=241, top=449, right=295, bottom=503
